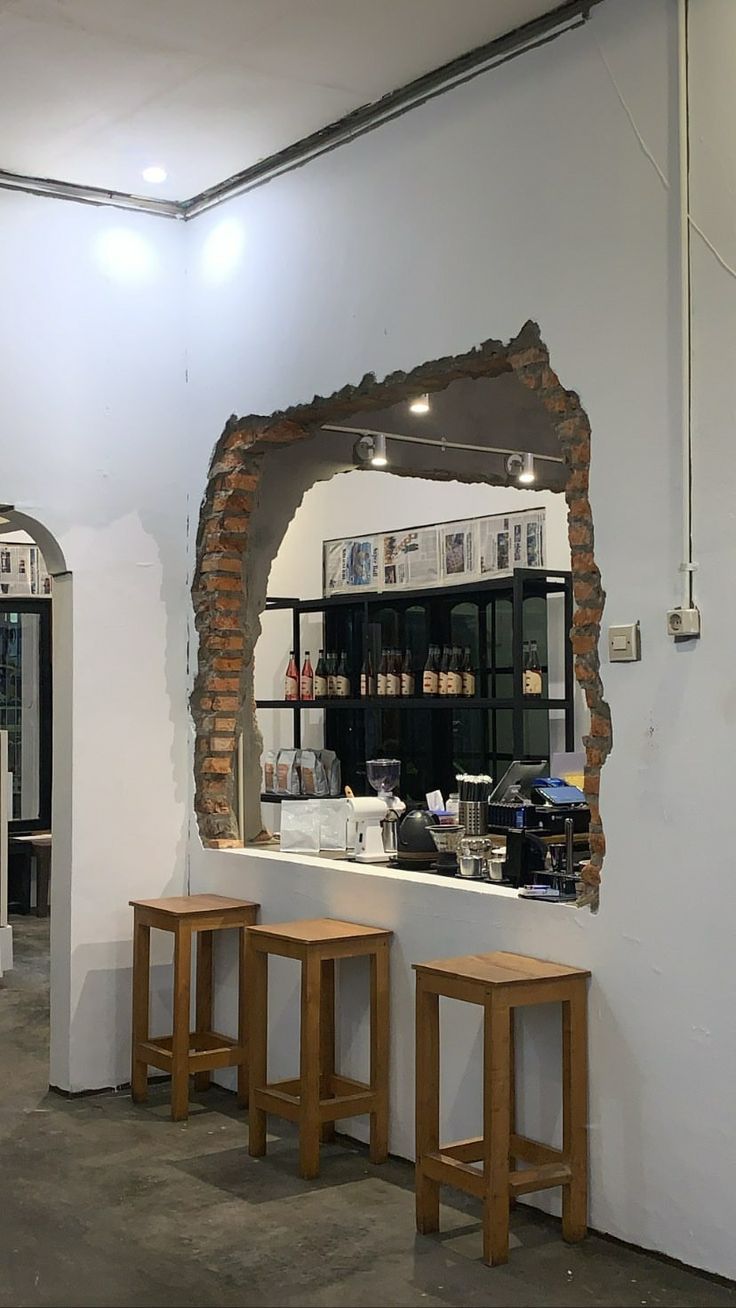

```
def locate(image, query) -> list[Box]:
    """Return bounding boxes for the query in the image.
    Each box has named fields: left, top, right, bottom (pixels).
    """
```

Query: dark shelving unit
left=258, top=569, right=574, bottom=804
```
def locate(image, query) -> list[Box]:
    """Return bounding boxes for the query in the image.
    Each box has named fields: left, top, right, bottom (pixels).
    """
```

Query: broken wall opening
left=191, top=322, right=610, bottom=904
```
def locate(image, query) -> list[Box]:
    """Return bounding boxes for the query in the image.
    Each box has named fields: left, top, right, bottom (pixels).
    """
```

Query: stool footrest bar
left=421, top=1152, right=486, bottom=1199
left=510, top=1133, right=563, bottom=1167
left=509, top=1163, right=572, bottom=1195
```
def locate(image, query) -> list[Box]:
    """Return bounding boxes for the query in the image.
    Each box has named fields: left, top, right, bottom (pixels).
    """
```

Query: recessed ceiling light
left=142, top=165, right=167, bottom=185
left=409, top=393, right=430, bottom=414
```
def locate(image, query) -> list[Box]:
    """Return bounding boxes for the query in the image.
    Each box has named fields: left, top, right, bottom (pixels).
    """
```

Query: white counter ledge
left=191, top=840, right=597, bottom=1209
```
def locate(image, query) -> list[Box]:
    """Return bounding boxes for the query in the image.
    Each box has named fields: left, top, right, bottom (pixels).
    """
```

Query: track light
left=505, top=452, right=536, bottom=485
left=370, top=433, right=388, bottom=467
left=518, top=453, right=536, bottom=484
left=353, top=432, right=389, bottom=468
left=409, top=393, right=430, bottom=414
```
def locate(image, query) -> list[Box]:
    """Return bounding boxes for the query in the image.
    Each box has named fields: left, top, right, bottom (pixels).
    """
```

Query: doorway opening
left=192, top=322, right=610, bottom=905
left=0, top=508, right=72, bottom=1087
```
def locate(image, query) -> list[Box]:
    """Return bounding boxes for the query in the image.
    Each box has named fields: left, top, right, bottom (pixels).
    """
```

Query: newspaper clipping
left=323, top=507, right=545, bottom=595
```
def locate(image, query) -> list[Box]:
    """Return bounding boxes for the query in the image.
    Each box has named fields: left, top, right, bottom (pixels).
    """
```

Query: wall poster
left=323, top=507, right=545, bottom=596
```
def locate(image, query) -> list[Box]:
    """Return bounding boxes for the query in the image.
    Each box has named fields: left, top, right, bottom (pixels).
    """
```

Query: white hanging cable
left=678, top=0, right=696, bottom=613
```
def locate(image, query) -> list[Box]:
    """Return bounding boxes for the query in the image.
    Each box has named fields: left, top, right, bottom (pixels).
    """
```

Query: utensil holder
left=459, top=800, right=488, bottom=836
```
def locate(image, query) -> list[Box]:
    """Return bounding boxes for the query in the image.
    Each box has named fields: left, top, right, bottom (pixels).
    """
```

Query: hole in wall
left=191, top=322, right=611, bottom=908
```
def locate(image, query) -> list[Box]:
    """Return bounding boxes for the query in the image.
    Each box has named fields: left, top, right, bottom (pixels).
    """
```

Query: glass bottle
left=522, top=640, right=531, bottom=696
left=314, top=649, right=328, bottom=699
left=300, top=651, right=314, bottom=701
left=377, top=648, right=388, bottom=696
left=447, top=646, right=463, bottom=696
left=462, top=647, right=476, bottom=698
left=526, top=640, right=543, bottom=697
left=401, top=647, right=415, bottom=697
left=336, top=650, right=351, bottom=698
left=360, top=650, right=375, bottom=697
left=327, top=651, right=337, bottom=698
left=422, top=645, right=439, bottom=696
left=387, top=647, right=401, bottom=697
left=439, top=645, right=451, bottom=696
left=284, top=650, right=298, bottom=701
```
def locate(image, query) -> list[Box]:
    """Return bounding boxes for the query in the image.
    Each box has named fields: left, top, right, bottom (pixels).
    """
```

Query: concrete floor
left=1, top=919, right=735, bottom=1308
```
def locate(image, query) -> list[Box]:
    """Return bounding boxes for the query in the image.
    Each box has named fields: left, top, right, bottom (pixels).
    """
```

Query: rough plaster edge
left=191, top=321, right=611, bottom=909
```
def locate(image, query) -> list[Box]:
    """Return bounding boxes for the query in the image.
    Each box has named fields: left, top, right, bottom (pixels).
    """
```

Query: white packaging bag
left=280, top=801, right=321, bottom=853
left=317, top=799, right=349, bottom=851
left=279, top=799, right=349, bottom=853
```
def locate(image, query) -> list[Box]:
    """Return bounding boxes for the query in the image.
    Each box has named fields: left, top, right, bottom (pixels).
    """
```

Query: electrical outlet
left=666, top=607, right=701, bottom=638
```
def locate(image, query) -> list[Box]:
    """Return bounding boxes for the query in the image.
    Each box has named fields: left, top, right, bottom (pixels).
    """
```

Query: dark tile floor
left=1, top=916, right=734, bottom=1308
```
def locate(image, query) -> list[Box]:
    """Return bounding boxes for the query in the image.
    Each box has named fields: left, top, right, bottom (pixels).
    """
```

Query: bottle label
left=401, top=673, right=415, bottom=697
left=386, top=674, right=400, bottom=697
left=447, top=672, right=462, bottom=696
left=336, top=675, right=350, bottom=698
left=360, top=672, right=368, bottom=696
left=314, top=675, right=328, bottom=698
left=300, top=675, right=313, bottom=700
left=327, top=675, right=336, bottom=697
left=462, top=672, right=476, bottom=697
left=377, top=673, right=387, bottom=695
left=285, top=675, right=298, bottom=701
left=439, top=672, right=448, bottom=696
left=525, top=670, right=543, bottom=696
left=422, top=670, right=438, bottom=695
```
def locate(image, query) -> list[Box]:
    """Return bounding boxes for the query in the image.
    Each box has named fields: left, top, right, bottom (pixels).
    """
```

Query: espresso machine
left=489, top=771, right=590, bottom=897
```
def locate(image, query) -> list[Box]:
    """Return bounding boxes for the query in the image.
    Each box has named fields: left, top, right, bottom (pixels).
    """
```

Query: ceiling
left=0, top=0, right=570, bottom=201
left=339, top=373, right=567, bottom=490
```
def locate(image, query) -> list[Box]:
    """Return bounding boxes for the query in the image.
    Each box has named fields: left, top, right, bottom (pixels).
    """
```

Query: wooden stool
left=130, top=894, right=259, bottom=1121
left=246, top=918, right=392, bottom=1179
left=414, top=950, right=590, bottom=1266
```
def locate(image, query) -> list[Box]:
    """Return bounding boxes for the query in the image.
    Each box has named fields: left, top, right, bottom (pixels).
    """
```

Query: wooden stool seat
left=130, top=894, right=259, bottom=1121
left=414, top=950, right=590, bottom=1267
left=246, top=917, right=392, bottom=1179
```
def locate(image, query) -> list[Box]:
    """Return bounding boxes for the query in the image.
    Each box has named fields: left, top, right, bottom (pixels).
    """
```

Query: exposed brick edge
left=191, top=322, right=610, bottom=904
left=507, top=343, right=611, bottom=902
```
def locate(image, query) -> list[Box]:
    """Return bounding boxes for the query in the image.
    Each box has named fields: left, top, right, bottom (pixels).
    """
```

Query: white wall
left=0, top=192, right=191, bottom=1089
left=184, top=0, right=736, bottom=1279
left=3, top=0, right=733, bottom=1277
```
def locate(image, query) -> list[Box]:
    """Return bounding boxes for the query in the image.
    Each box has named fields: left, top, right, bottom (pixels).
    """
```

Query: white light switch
left=608, top=622, right=641, bottom=662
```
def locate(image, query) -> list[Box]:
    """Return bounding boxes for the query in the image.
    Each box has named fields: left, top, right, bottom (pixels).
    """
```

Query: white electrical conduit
left=678, top=0, right=696, bottom=612
left=321, top=424, right=565, bottom=466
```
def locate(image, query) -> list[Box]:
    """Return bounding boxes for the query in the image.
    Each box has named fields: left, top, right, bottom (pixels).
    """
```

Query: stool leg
left=131, top=919, right=151, bottom=1103
left=369, top=940, right=390, bottom=1164
left=415, top=974, right=440, bottom=1234
left=237, top=925, right=249, bottom=1109
left=483, top=995, right=511, bottom=1266
left=320, top=958, right=336, bottom=1143
left=562, top=984, right=588, bottom=1242
left=247, top=942, right=268, bottom=1157
left=299, top=950, right=322, bottom=1179
left=171, top=921, right=192, bottom=1122
left=194, top=930, right=213, bottom=1092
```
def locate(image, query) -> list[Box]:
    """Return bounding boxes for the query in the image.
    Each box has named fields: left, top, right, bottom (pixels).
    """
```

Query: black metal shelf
left=257, top=697, right=568, bottom=711
left=259, top=568, right=574, bottom=800
left=265, top=569, right=569, bottom=615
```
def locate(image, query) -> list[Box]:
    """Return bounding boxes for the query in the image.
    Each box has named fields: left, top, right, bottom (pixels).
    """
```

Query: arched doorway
left=0, top=507, right=72, bottom=1087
